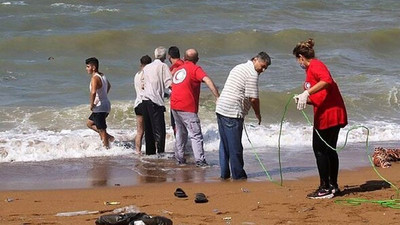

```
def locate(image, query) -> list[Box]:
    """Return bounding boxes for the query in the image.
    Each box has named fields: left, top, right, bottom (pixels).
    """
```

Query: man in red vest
left=170, top=49, right=219, bottom=167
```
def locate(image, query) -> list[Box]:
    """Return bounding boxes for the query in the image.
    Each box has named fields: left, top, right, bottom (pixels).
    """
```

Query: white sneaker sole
left=307, top=193, right=334, bottom=199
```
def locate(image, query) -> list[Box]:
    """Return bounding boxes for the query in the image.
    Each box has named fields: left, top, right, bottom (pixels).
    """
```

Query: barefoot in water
left=107, top=134, right=115, bottom=142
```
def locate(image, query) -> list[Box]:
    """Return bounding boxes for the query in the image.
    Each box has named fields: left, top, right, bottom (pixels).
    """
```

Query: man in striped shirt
left=215, top=52, right=271, bottom=180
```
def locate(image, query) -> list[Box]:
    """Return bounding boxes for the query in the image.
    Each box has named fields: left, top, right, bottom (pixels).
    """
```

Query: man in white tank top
left=133, top=55, right=152, bottom=155
left=85, top=57, right=114, bottom=149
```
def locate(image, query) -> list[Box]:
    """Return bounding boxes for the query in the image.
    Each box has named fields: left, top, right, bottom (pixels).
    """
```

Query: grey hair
left=253, top=52, right=271, bottom=66
left=154, top=46, right=167, bottom=60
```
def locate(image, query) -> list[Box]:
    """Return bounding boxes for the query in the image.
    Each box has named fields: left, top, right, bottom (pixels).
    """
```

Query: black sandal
left=194, top=193, right=208, bottom=203
left=174, top=188, right=188, bottom=198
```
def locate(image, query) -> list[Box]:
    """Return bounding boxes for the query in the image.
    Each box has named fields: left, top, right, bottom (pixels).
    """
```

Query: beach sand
left=1, top=162, right=399, bottom=225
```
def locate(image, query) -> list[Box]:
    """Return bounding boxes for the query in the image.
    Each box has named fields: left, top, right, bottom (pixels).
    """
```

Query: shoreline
left=1, top=164, right=399, bottom=225
left=0, top=141, right=397, bottom=191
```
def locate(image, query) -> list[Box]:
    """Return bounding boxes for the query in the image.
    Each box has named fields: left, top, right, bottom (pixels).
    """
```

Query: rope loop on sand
left=334, top=198, right=400, bottom=209
left=245, top=95, right=400, bottom=207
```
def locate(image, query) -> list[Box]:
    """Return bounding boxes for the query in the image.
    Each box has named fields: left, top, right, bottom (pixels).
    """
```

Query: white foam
left=388, top=86, right=399, bottom=107
left=0, top=119, right=399, bottom=163
left=202, top=120, right=400, bottom=152
left=1, top=1, right=27, bottom=6
left=50, top=3, right=119, bottom=13
left=0, top=129, right=135, bottom=163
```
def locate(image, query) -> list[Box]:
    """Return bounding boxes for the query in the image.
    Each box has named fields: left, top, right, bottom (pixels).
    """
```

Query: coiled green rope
left=245, top=95, right=400, bottom=208
left=335, top=198, right=400, bottom=209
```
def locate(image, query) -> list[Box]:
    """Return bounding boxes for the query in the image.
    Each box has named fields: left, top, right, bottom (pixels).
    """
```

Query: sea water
left=0, top=0, right=399, bottom=164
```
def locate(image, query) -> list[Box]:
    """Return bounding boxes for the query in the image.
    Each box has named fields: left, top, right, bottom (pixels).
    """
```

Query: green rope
left=276, top=95, right=293, bottom=185
left=297, top=95, right=400, bottom=208
left=244, top=95, right=293, bottom=186
left=245, top=94, right=400, bottom=208
left=300, top=107, right=400, bottom=197
left=335, top=198, right=400, bottom=209
left=243, top=124, right=280, bottom=186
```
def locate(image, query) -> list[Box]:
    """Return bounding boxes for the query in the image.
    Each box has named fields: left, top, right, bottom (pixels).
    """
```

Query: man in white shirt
left=215, top=52, right=271, bottom=180
left=142, top=47, right=172, bottom=155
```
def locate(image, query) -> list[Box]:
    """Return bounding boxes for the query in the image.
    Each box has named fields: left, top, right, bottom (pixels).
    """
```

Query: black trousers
left=312, top=126, right=341, bottom=189
left=142, top=100, right=166, bottom=155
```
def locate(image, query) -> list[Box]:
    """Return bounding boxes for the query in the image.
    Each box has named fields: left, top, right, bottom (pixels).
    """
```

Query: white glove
left=295, top=90, right=309, bottom=110
left=293, top=95, right=299, bottom=104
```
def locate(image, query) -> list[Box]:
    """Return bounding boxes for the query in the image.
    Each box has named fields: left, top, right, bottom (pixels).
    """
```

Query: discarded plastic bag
left=56, top=210, right=99, bottom=217
left=138, top=216, right=173, bottom=225
left=133, top=221, right=146, bottom=225
left=95, top=213, right=149, bottom=225
left=95, top=212, right=173, bottom=225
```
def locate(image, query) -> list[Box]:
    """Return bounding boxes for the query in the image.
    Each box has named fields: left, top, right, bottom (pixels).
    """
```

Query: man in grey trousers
left=170, top=49, right=219, bottom=166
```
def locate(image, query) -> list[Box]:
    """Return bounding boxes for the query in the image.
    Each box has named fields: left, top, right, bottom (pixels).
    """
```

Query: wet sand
left=1, top=141, right=399, bottom=224
left=1, top=141, right=392, bottom=191
left=1, top=163, right=399, bottom=225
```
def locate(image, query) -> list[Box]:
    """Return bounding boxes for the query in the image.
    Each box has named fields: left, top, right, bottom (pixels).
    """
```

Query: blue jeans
left=217, top=113, right=247, bottom=180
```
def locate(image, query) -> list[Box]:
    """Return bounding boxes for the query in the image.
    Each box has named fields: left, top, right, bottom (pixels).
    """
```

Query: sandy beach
left=1, top=1, right=399, bottom=225
left=1, top=162, right=399, bottom=225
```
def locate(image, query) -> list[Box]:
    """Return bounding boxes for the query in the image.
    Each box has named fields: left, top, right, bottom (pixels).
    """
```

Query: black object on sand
left=174, top=188, right=188, bottom=198
left=194, top=193, right=208, bottom=203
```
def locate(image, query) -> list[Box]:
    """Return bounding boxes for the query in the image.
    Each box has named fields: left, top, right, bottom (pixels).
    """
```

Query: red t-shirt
left=304, top=59, right=348, bottom=130
left=171, top=61, right=207, bottom=113
left=170, top=59, right=184, bottom=75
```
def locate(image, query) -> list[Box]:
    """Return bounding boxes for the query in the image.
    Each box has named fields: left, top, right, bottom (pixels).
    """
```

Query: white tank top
left=133, top=70, right=144, bottom=108
left=90, top=73, right=111, bottom=113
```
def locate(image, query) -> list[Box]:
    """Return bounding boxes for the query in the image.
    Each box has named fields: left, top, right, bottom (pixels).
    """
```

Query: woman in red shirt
left=293, top=38, right=348, bottom=199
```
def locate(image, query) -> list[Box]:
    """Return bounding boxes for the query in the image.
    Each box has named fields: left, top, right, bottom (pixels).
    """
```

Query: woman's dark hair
left=140, top=55, right=152, bottom=65
left=292, top=38, right=315, bottom=59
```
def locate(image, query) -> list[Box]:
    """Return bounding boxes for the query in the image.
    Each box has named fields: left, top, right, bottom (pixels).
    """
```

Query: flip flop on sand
left=194, top=193, right=208, bottom=203
left=174, top=188, right=188, bottom=198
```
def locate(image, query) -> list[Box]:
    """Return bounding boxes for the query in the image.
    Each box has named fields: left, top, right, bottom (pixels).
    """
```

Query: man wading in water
left=85, top=57, right=114, bottom=149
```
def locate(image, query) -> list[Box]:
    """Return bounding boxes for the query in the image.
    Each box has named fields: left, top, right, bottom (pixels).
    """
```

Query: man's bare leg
left=87, top=119, right=104, bottom=141
left=88, top=119, right=113, bottom=148
left=87, top=120, right=99, bottom=133
left=134, top=115, right=144, bottom=155
left=99, top=129, right=110, bottom=149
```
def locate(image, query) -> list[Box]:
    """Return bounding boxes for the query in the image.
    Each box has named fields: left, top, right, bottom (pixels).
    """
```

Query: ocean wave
left=0, top=115, right=399, bottom=163
left=363, top=28, right=400, bottom=53
left=1, top=90, right=399, bottom=132
left=1, top=28, right=399, bottom=59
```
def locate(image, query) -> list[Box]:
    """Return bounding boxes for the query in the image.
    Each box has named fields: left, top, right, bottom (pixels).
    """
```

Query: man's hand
left=250, top=97, right=261, bottom=125
left=295, top=90, right=309, bottom=110
left=90, top=99, right=99, bottom=111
